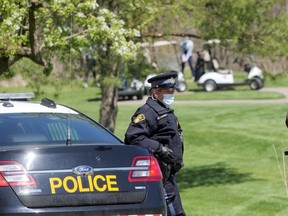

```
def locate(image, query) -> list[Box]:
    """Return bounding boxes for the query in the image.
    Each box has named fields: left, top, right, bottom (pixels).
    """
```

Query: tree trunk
left=99, top=84, right=118, bottom=133
left=95, top=2, right=119, bottom=133
left=97, top=43, right=121, bottom=133
left=0, top=57, right=10, bottom=74
left=28, top=2, right=46, bottom=66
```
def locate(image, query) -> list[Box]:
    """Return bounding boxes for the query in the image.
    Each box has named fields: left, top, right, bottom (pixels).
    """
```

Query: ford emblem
left=72, top=165, right=94, bottom=176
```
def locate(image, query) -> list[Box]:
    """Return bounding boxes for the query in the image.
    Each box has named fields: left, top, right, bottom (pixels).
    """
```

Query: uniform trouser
left=164, top=175, right=186, bottom=216
left=181, top=56, right=195, bottom=78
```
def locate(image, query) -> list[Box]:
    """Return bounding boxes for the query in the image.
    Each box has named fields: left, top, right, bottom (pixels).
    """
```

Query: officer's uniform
left=125, top=71, right=186, bottom=216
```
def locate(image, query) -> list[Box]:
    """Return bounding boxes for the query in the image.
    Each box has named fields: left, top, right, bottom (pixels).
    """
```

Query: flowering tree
left=0, top=0, right=140, bottom=132
left=2, top=0, right=287, bottom=132
left=0, top=0, right=139, bottom=72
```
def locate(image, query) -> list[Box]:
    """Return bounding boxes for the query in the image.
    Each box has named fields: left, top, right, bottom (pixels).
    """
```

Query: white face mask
left=162, top=94, right=174, bottom=106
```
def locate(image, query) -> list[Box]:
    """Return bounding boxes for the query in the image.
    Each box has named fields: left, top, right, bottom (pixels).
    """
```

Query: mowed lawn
left=116, top=102, right=288, bottom=216
left=1, top=83, right=288, bottom=215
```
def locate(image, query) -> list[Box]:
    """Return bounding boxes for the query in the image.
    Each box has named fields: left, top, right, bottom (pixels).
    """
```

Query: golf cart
left=141, top=40, right=187, bottom=93
left=196, top=39, right=264, bottom=92
left=118, top=78, right=145, bottom=100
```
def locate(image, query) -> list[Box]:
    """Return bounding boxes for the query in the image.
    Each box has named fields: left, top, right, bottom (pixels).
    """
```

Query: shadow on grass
left=87, top=96, right=142, bottom=102
left=176, top=162, right=257, bottom=190
left=87, top=97, right=101, bottom=102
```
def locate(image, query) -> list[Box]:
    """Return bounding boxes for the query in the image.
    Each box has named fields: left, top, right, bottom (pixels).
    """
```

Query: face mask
left=162, top=94, right=174, bottom=106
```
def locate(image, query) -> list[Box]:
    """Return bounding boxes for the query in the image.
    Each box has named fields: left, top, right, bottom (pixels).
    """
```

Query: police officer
left=125, top=71, right=186, bottom=216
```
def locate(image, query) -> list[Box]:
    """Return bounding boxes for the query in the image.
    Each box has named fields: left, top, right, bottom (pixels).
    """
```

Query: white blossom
left=100, top=9, right=109, bottom=15
left=57, top=27, right=63, bottom=33
left=4, top=19, right=12, bottom=26
left=97, top=16, right=105, bottom=23
left=76, top=12, right=86, bottom=18
left=88, top=1, right=99, bottom=9
left=92, top=2, right=99, bottom=9
left=100, top=23, right=109, bottom=32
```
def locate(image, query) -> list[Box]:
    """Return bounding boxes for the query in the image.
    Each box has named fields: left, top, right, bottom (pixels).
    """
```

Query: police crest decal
left=133, top=114, right=145, bottom=123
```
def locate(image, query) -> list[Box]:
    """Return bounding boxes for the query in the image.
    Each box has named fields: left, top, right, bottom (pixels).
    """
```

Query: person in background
left=180, top=36, right=195, bottom=81
left=124, top=71, right=186, bottom=216
left=82, top=50, right=97, bottom=88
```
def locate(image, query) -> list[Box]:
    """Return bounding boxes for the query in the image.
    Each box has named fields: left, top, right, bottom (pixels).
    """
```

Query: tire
left=204, top=80, right=217, bottom=92
left=250, top=77, right=263, bottom=90
left=257, top=78, right=264, bottom=89
left=136, top=90, right=144, bottom=100
left=177, top=81, right=187, bottom=92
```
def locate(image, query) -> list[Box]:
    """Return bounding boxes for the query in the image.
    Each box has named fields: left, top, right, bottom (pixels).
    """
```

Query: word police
left=50, top=175, right=119, bottom=194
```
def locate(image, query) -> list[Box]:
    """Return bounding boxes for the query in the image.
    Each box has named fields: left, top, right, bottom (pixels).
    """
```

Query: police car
left=0, top=93, right=166, bottom=216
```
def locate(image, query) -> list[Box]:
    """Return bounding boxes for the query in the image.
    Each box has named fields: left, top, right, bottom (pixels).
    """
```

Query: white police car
left=0, top=93, right=166, bottom=216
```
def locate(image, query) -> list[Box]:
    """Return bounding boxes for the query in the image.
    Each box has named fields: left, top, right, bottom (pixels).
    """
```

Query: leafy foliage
left=0, top=0, right=140, bottom=75
left=1, top=0, right=288, bottom=131
left=190, top=0, right=288, bottom=57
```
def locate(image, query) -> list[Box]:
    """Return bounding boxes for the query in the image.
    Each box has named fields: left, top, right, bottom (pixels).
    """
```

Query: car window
left=0, top=113, right=122, bottom=146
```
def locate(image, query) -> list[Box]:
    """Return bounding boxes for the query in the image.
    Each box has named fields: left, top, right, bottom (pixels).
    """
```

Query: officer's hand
left=157, top=145, right=174, bottom=164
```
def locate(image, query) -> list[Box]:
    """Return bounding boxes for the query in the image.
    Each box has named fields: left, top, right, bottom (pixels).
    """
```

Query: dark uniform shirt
left=125, top=97, right=184, bottom=165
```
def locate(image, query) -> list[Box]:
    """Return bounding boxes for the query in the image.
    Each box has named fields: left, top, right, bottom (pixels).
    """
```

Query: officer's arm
left=124, top=112, right=160, bottom=153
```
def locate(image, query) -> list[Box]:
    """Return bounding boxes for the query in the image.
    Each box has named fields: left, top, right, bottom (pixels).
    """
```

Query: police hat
left=148, top=71, right=179, bottom=89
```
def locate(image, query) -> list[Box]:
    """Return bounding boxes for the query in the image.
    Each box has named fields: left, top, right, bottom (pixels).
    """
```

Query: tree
left=0, top=0, right=139, bottom=73
left=130, top=0, right=288, bottom=60
left=0, top=0, right=140, bottom=132
left=1, top=0, right=287, bottom=132
left=189, top=0, right=288, bottom=58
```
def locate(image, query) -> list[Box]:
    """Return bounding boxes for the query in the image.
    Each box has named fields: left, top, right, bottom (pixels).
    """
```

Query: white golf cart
left=196, top=39, right=264, bottom=92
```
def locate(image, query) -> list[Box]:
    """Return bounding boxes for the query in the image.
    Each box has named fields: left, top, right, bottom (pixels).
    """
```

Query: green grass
left=117, top=103, right=288, bottom=216
left=1, top=82, right=288, bottom=215
left=175, top=89, right=284, bottom=100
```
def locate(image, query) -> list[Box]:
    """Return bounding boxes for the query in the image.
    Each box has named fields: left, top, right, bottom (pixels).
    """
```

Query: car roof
left=0, top=93, right=78, bottom=114
left=0, top=101, right=78, bottom=114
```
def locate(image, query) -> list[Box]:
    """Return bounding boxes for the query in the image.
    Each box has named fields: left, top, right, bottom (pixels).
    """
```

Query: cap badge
left=170, top=77, right=175, bottom=84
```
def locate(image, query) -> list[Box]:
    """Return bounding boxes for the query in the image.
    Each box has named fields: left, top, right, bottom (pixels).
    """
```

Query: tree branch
left=28, top=2, right=46, bottom=66
left=141, top=32, right=202, bottom=39
left=65, top=29, right=89, bottom=40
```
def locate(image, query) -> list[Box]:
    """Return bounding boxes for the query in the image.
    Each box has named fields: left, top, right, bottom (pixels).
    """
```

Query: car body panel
left=1, top=145, right=149, bottom=207
left=198, top=71, right=234, bottom=85
left=0, top=96, right=166, bottom=216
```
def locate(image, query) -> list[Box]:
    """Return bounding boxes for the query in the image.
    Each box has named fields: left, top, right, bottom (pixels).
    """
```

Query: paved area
left=118, top=87, right=288, bottom=105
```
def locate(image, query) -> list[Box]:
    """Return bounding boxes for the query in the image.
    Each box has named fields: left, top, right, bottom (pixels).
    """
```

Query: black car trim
left=19, top=191, right=147, bottom=207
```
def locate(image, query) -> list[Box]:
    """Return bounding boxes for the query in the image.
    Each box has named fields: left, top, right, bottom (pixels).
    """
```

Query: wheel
left=257, top=78, right=264, bottom=89
left=176, top=81, right=187, bottom=92
left=204, top=80, right=217, bottom=92
left=250, top=77, right=263, bottom=90
left=136, top=90, right=144, bottom=100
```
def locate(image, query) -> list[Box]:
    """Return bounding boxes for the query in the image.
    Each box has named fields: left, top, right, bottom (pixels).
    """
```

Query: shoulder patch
left=133, top=113, right=145, bottom=123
